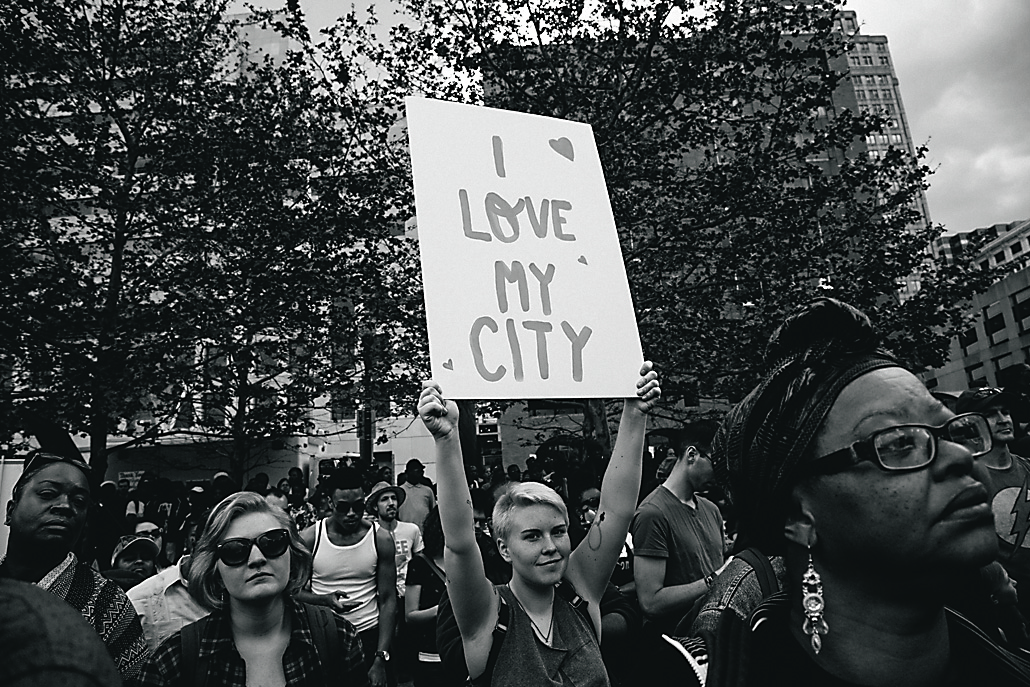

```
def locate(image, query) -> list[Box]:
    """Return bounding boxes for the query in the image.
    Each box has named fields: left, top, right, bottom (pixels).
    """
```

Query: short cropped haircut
left=323, top=466, right=365, bottom=495
left=188, top=491, right=312, bottom=611
left=492, top=481, right=568, bottom=543
left=673, top=420, right=719, bottom=459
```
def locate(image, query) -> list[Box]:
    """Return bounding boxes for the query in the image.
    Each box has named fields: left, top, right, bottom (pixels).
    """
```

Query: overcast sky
left=248, top=0, right=1029, bottom=235
left=844, top=0, right=1030, bottom=233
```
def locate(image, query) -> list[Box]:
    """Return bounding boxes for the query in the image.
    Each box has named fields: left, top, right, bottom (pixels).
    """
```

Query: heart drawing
left=578, top=255, right=588, bottom=265
left=549, top=137, right=575, bottom=161
left=442, top=359, right=454, bottom=370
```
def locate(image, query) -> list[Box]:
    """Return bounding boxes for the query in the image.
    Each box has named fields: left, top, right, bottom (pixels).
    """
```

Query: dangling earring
left=801, top=549, right=829, bottom=653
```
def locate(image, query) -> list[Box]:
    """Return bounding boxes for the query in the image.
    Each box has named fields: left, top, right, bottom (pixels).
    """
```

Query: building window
left=879, top=56, right=890, bottom=65
left=1012, top=287, right=1030, bottom=332
left=856, top=90, right=866, bottom=100
left=862, top=56, right=874, bottom=65
left=860, top=43, right=870, bottom=52
left=994, top=354, right=1014, bottom=372
left=882, top=89, right=893, bottom=100
left=1013, top=242, right=1024, bottom=255
left=890, top=133, right=903, bottom=144
left=983, top=301, right=1008, bottom=345
left=869, top=90, right=879, bottom=100
left=960, top=326, right=979, bottom=356
left=980, top=260, right=990, bottom=270
left=996, top=250, right=1007, bottom=264
left=883, top=103, right=895, bottom=114
left=877, top=44, right=887, bottom=52
left=966, top=363, right=986, bottom=388
left=849, top=56, right=861, bottom=67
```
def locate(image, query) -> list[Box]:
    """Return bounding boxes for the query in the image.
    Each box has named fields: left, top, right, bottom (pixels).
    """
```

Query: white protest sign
left=407, top=96, right=643, bottom=399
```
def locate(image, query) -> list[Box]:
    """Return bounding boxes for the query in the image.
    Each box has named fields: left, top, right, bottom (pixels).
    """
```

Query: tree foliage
left=330, top=0, right=993, bottom=437
left=1, top=0, right=425, bottom=477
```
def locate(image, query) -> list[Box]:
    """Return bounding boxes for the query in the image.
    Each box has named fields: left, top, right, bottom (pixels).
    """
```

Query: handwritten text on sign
left=407, top=97, right=642, bottom=399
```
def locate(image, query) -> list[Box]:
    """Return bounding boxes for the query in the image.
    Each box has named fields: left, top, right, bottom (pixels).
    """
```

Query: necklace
left=507, top=583, right=554, bottom=645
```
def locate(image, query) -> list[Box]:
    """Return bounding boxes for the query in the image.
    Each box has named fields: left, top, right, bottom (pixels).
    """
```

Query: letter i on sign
left=492, top=135, right=505, bottom=178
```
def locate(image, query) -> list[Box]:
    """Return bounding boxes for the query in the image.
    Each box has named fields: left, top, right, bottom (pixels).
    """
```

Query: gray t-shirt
left=631, top=486, right=724, bottom=631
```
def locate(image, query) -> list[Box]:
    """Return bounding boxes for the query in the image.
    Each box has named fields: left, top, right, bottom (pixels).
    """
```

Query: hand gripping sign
left=407, top=96, right=643, bottom=399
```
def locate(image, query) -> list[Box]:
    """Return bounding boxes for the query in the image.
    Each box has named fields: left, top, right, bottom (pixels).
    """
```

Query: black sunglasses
left=334, top=500, right=364, bottom=515
left=804, top=413, right=992, bottom=476
left=216, top=528, right=290, bottom=566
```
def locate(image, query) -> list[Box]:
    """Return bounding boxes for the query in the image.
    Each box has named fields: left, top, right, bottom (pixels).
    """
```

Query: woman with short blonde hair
left=418, top=363, right=659, bottom=686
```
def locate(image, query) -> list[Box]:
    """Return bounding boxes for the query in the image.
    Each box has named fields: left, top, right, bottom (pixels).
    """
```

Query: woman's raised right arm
left=417, top=383, right=498, bottom=671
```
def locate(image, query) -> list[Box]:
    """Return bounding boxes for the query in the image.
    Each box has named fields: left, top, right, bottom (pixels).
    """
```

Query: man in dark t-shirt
left=631, top=422, right=725, bottom=635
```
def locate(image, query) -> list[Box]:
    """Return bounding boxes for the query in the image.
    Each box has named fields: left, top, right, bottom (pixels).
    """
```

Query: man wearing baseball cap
left=106, top=533, right=160, bottom=590
left=957, top=386, right=1030, bottom=621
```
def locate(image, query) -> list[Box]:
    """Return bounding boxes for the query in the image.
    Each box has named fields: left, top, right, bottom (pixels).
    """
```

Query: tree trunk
left=582, top=398, right=613, bottom=458
left=457, top=400, right=481, bottom=468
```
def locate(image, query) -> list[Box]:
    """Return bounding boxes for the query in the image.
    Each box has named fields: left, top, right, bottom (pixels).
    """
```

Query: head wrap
left=712, top=298, right=900, bottom=554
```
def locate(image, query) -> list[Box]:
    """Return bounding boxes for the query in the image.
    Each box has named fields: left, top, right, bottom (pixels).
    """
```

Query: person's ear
left=783, top=487, right=817, bottom=548
left=496, top=537, right=511, bottom=563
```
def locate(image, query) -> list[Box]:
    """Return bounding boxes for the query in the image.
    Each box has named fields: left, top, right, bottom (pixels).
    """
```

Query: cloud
left=847, top=0, right=1030, bottom=231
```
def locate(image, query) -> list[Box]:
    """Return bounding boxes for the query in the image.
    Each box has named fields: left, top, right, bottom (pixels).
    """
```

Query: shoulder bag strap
left=181, top=615, right=209, bottom=687
left=736, top=547, right=778, bottom=598
left=420, top=552, right=447, bottom=584
left=304, top=603, right=340, bottom=684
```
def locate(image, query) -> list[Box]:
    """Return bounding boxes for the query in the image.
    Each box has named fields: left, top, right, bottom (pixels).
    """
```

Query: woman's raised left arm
left=567, top=362, right=659, bottom=604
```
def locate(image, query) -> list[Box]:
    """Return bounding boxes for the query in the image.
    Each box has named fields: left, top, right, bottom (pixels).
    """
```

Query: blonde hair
left=491, top=481, right=568, bottom=543
left=188, top=491, right=311, bottom=610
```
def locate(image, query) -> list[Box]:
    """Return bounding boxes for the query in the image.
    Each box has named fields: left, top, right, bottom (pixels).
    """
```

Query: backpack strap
left=470, top=593, right=510, bottom=687
left=304, top=603, right=340, bottom=685
left=555, top=578, right=597, bottom=637
left=735, top=547, right=778, bottom=598
left=180, top=615, right=210, bottom=687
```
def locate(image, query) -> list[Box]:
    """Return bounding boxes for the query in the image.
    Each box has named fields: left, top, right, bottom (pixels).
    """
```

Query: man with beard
left=0, top=451, right=148, bottom=680
left=368, top=480, right=423, bottom=682
left=298, top=467, right=398, bottom=687
left=367, top=481, right=423, bottom=601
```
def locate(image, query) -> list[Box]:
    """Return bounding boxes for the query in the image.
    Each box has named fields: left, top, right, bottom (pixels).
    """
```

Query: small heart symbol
left=442, top=359, right=454, bottom=370
left=549, top=137, right=575, bottom=161
left=578, top=255, right=588, bottom=265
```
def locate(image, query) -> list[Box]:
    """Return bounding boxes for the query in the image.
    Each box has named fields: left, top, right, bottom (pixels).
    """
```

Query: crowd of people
left=5, top=298, right=1030, bottom=685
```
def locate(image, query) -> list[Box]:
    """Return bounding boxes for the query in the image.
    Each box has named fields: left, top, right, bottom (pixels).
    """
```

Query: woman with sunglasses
left=133, top=491, right=368, bottom=687
left=667, top=299, right=1030, bottom=686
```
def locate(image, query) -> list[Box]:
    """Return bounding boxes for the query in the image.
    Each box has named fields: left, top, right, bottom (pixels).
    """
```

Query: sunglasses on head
left=24, top=450, right=91, bottom=476
left=215, top=528, right=290, bottom=566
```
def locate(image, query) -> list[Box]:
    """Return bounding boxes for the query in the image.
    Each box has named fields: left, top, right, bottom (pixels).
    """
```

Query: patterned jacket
left=40, top=553, right=150, bottom=680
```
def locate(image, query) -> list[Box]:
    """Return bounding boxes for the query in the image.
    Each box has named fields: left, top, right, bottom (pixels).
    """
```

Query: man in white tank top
left=297, top=467, right=398, bottom=687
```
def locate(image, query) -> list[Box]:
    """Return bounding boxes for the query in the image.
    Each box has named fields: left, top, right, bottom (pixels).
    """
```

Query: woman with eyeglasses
left=133, top=491, right=368, bottom=687
left=666, top=299, right=1030, bottom=686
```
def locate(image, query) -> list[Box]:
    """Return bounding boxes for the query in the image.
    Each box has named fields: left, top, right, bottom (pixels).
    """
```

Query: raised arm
left=417, top=383, right=498, bottom=674
left=568, top=362, right=659, bottom=605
